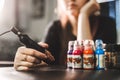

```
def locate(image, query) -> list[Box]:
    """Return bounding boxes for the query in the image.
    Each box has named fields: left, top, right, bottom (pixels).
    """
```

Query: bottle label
left=96, top=54, right=104, bottom=68
left=83, top=54, right=94, bottom=69
left=72, top=55, right=82, bottom=68
left=67, top=55, right=73, bottom=68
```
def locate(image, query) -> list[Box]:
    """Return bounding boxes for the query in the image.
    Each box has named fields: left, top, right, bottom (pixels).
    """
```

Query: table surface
left=0, top=66, right=120, bottom=80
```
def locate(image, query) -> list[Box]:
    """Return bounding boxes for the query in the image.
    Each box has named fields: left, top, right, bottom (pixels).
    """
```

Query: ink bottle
left=72, top=40, right=83, bottom=69
left=105, top=44, right=120, bottom=69
left=83, top=40, right=94, bottom=70
left=67, top=41, right=74, bottom=68
left=95, top=39, right=104, bottom=70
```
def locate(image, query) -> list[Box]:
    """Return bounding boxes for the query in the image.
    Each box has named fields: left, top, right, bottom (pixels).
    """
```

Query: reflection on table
left=0, top=61, right=13, bottom=67
left=0, top=65, right=120, bottom=80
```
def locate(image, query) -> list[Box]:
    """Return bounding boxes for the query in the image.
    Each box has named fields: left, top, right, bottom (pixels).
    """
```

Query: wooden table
left=0, top=66, right=120, bottom=80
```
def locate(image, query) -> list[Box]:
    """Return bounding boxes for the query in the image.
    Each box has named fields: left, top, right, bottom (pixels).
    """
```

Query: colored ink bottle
left=105, top=44, right=120, bottom=69
left=72, top=40, right=83, bottom=69
left=95, top=39, right=104, bottom=70
left=67, top=41, right=74, bottom=68
left=83, top=40, right=94, bottom=70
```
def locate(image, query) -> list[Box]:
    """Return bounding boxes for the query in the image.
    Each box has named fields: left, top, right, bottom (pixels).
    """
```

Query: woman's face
left=60, top=0, right=88, bottom=17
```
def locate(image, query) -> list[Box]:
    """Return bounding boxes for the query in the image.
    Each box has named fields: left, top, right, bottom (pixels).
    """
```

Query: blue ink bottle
left=95, top=39, right=105, bottom=70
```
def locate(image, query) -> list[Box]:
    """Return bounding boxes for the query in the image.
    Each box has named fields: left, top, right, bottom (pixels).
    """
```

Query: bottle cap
left=84, top=40, right=94, bottom=49
left=95, top=39, right=103, bottom=49
left=68, top=41, right=74, bottom=50
left=74, top=40, right=80, bottom=50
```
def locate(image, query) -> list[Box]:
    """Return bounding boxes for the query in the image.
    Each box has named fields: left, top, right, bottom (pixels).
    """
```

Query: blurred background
left=0, top=0, right=119, bottom=61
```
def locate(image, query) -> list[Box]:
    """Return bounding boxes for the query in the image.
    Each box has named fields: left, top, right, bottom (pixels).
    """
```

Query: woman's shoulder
left=98, top=15, right=115, bottom=23
left=98, top=15, right=116, bottom=28
left=90, top=15, right=115, bottom=25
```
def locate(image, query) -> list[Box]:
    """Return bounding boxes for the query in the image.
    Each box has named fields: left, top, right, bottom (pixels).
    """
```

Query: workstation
left=0, top=0, right=120, bottom=80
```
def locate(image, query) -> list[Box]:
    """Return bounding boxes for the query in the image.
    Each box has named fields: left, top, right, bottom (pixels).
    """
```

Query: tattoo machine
left=0, top=27, right=45, bottom=53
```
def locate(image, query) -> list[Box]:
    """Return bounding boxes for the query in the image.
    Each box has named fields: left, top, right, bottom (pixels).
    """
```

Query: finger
left=91, top=0, right=100, bottom=8
left=93, top=0, right=100, bottom=10
left=18, top=47, right=47, bottom=59
left=91, top=0, right=100, bottom=12
left=33, top=61, right=48, bottom=67
left=45, top=50, right=55, bottom=61
left=16, top=66, right=29, bottom=71
left=37, top=43, right=55, bottom=61
left=38, top=42, right=49, bottom=48
left=14, top=48, right=28, bottom=62
left=25, top=55, right=41, bottom=64
left=15, top=52, right=41, bottom=64
left=18, top=61, right=35, bottom=67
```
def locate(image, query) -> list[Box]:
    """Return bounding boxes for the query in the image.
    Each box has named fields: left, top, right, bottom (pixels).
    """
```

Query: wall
left=28, top=0, right=57, bottom=40
left=116, top=0, right=120, bottom=43
left=18, top=0, right=57, bottom=41
left=0, top=0, right=20, bottom=61
left=0, top=0, right=17, bottom=41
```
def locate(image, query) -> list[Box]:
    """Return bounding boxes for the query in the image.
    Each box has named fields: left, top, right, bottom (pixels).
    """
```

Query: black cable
left=0, top=30, right=11, bottom=36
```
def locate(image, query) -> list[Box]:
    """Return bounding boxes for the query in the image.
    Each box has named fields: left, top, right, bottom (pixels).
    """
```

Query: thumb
left=38, top=42, right=49, bottom=48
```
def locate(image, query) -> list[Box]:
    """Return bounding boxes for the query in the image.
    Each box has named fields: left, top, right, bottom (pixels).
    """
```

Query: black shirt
left=42, top=16, right=117, bottom=65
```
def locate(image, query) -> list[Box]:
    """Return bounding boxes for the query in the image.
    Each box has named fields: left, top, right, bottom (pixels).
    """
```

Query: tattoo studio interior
left=0, top=0, right=120, bottom=80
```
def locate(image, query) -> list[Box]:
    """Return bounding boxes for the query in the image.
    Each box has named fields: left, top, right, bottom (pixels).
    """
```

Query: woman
left=14, top=0, right=116, bottom=70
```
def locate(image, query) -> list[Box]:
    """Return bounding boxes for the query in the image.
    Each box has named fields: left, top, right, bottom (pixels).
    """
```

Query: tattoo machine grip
left=11, top=27, right=45, bottom=53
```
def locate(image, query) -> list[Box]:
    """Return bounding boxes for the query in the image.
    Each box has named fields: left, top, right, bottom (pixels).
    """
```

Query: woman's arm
left=77, top=0, right=100, bottom=41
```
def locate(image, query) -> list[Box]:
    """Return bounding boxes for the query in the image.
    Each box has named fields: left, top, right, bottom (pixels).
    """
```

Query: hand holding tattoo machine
left=0, top=27, right=51, bottom=63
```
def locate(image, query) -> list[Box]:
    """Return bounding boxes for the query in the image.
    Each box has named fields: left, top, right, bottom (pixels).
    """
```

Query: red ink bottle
left=72, top=40, right=83, bottom=69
